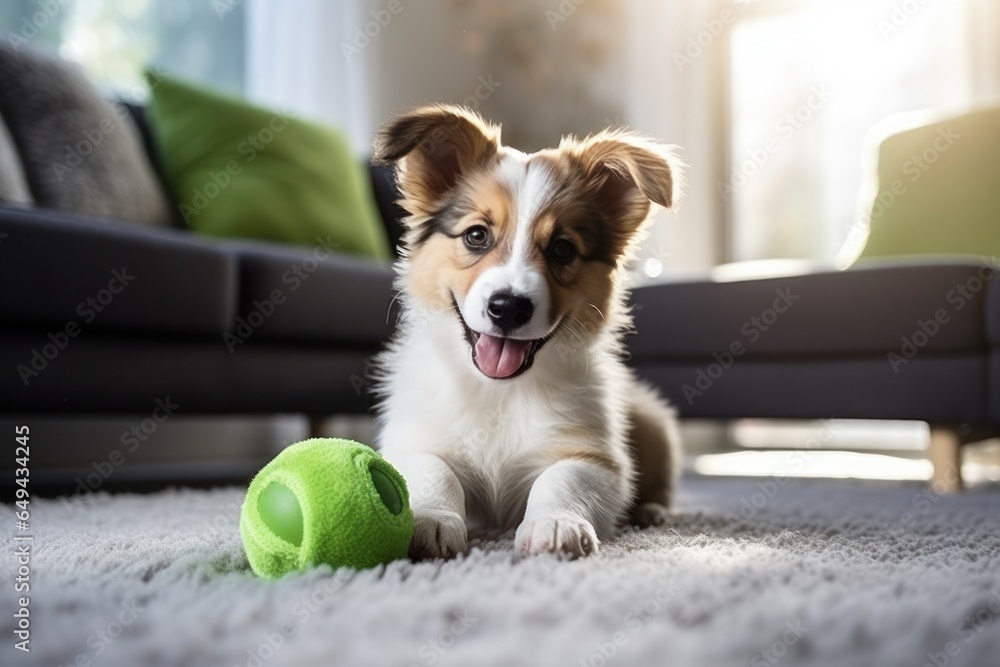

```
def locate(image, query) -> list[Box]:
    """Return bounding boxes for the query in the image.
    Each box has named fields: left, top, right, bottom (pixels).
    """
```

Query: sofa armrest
left=218, top=237, right=396, bottom=346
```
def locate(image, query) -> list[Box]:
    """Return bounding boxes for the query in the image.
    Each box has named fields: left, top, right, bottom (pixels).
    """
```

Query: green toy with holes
left=240, top=438, right=414, bottom=578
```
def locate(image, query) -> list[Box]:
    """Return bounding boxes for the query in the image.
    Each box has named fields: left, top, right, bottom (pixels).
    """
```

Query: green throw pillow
left=854, top=105, right=1000, bottom=264
left=145, top=72, right=389, bottom=260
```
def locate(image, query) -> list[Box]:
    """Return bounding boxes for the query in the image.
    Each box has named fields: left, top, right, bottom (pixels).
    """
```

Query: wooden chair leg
left=928, top=425, right=964, bottom=493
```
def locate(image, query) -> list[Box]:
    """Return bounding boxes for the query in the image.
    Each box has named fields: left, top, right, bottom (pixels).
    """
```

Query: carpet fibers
left=3, top=476, right=1000, bottom=667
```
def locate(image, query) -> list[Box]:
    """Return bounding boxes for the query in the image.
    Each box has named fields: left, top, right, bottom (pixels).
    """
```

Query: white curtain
left=966, top=0, right=1000, bottom=102
left=621, top=0, right=727, bottom=275
left=245, top=0, right=372, bottom=156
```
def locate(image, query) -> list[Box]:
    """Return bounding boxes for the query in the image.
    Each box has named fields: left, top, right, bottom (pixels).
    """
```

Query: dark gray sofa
left=0, top=201, right=394, bottom=417
left=628, top=259, right=1000, bottom=492
left=2, top=107, right=995, bottom=492
left=630, top=261, right=997, bottom=424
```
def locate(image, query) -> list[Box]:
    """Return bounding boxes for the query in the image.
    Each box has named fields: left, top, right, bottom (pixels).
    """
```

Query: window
left=3, top=1, right=374, bottom=154
left=1, top=0, right=246, bottom=100
left=725, top=0, right=980, bottom=265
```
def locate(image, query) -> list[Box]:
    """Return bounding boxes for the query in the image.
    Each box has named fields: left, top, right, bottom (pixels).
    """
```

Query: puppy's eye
left=549, top=238, right=577, bottom=264
left=463, top=226, right=491, bottom=250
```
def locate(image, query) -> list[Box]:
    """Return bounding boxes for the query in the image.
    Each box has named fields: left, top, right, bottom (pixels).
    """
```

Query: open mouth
left=452, top=298, right=559, bottom=380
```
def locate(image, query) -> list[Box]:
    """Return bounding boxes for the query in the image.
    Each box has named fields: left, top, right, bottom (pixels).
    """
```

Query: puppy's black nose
left=486, top=293, right=534, bottom=333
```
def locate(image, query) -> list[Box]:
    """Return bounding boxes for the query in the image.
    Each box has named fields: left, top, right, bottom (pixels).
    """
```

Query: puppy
left=372, top=105, right=681, bottom=559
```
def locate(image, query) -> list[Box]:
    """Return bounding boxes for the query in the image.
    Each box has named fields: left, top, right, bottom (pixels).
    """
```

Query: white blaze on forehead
left=458, top=150, right=557, bottom=339
left=495, top=150, right=558, bottom=266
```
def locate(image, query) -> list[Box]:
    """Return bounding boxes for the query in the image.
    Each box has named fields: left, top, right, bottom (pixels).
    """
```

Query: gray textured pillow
left=0, top=111, right=31, bottom=204
left=0, top=40, right=170, bottom=225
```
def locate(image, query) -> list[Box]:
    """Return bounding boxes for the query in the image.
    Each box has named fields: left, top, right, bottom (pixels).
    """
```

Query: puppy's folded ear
left=564, top=131, right=683, bottom=257
left=579, top=134, right=680, bottom=209
left=373, top=105, right=501, bottom=217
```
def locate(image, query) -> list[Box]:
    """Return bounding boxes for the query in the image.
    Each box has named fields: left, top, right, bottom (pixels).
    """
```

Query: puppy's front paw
left=515, top=513, right=599, bottom=559
left=410, top=510, right=467, bottom=560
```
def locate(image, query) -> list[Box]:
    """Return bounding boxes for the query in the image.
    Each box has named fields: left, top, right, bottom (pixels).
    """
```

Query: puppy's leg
left=515, top=451, right=631, bottom=558
left=380, top=450, right=467, bottom=559
left=626, top=380, right=681, bottom=528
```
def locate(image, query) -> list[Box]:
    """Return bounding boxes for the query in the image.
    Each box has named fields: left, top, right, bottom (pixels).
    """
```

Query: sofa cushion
left=0, top=205, right=236, bottom=337
left=146, top=73, right=390, bottom=261
left=0, top=41, right=171, bottom=224
left=222, top=239, right=395, bottom=347
left=630, top=260, right=993, bottom=360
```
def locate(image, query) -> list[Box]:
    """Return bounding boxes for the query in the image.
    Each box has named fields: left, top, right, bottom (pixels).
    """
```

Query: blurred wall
left=365, top=0, right=627, bottom=151
left=362, top=0, right=721, bottom=272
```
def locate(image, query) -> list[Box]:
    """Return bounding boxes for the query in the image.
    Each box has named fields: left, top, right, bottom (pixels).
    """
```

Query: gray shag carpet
left=3, top=476, right=1000, bottom=667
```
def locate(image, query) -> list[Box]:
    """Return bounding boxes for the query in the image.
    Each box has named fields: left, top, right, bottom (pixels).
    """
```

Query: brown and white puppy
left=372, top=105, right=681, bottom=559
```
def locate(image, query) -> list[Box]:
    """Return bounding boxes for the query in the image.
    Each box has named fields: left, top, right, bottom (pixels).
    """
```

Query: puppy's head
left=375, top=104, right=680, bottom=380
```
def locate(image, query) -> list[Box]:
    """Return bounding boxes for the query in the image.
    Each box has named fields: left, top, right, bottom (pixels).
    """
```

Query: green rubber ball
left=240, top=438, right=414, bottom=578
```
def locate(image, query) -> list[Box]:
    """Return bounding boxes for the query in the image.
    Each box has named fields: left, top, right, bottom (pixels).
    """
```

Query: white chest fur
left=376, top=309, right=624, bottom=529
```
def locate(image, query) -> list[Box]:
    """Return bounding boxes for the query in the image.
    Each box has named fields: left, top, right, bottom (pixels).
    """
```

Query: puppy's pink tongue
left=475, top=334, right=530, bottom=378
